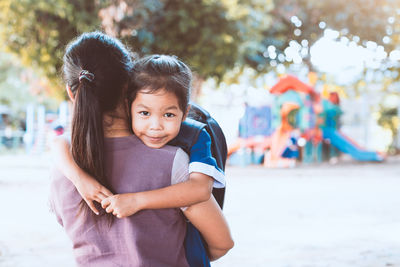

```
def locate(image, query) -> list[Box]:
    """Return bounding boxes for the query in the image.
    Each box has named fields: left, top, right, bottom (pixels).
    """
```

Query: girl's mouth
left=146, top=136, right=166, bottom=142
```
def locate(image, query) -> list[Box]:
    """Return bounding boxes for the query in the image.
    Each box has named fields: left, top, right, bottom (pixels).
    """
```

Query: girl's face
left=130, top=88, right=186, bottom=149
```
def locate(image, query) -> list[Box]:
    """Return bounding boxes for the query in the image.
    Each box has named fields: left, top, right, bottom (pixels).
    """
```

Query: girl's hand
left=73, top=172, right=113, bottom=215
left=101, top=193, right=142, bottom=218
left=51, top=136, right=113, bottom=215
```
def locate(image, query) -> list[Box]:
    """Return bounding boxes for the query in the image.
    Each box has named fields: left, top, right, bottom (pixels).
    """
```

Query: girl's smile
left=143, top=135, right=167, bottom=145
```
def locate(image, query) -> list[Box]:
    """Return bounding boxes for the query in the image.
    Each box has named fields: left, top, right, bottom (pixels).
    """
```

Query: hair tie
left=79, top=70, right=95, bottom=83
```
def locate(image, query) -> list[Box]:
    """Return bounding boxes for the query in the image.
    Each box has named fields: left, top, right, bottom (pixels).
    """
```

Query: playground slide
left=270, top=129, right=289, bottom=158
left=323, top=128, right=383, bottom=162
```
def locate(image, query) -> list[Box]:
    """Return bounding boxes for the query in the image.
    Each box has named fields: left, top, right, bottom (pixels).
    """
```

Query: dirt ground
left=0, top=153, right=399, bottom=267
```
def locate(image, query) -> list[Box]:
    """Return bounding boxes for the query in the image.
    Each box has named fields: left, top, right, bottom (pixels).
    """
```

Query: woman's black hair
left=63, top=31, right=133, bottom=219
left=128, top=55, right=192, bottom=113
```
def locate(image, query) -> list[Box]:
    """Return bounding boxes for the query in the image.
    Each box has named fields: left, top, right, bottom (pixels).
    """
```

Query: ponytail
left=63, top=32, right=133, bottom=222
left=71, top=81, right=107, bottom=187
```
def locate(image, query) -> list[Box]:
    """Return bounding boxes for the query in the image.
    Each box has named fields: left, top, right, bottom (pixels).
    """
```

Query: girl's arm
left=131, top=129, right=220, bottom=207
left=137, top=128, right=224, bottom=208
left=183, top=196, right=234, bottom=261
left=102, top=130, right=221, bottom=218
left=52, top=137, right=113, bottom=215
left=101, top=162, right=214, bottom=218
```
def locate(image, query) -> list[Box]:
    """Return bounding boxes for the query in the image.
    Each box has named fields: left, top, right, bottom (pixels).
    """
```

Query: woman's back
left=50, top=135, right=188, bottom=267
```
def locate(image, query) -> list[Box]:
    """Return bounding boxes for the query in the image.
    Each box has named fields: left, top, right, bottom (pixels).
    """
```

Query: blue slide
left=323, top=128, right=383, bottom=162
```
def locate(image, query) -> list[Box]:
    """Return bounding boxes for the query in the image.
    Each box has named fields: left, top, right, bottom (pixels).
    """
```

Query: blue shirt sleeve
left=189, top=129, right=225, bottom=188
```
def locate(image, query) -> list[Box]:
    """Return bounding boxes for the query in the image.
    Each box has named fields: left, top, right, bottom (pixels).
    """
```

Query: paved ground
left=0, top=153, right=399, bottom=267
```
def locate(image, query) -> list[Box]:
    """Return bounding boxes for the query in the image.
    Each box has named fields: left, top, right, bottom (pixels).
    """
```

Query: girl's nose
left=149, top=117, right=163, bottom=130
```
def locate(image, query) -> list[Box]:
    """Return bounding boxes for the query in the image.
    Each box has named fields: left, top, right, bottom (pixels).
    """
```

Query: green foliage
left=0, top=0, right=241, bottom=90
left=305, top=0, right=396, bottom=47
left=0, top=0, right=102, bottom=95
left=377, top=105, right=399, bottom=151
left=1, top=0, right=400, bottom=94
left=110, top=0, right=240, bottom=80
left=239, top=0, right=400, bottom=71
left=221, top=0, right=275, bottom=72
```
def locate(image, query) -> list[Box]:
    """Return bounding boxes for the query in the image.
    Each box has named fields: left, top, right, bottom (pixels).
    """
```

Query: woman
left=49, top=31, right=233, bottom=266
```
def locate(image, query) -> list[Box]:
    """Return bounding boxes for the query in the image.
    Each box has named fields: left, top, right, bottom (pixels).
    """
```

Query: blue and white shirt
left=188, top=129, right=225, bottom=188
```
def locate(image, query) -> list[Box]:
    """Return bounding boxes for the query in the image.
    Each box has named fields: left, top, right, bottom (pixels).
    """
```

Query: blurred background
left=0, top=1, right=400, bottom=266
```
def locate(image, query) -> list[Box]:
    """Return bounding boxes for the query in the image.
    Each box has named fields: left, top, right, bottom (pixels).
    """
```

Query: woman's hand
left=101, top=193, right=143, bottom=218
left=73, top=172, right=113, bottom=215
left=183, top=196, right=234, bottom=261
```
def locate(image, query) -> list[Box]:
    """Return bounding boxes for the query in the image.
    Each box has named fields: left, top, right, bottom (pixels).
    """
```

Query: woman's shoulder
left=104, top=135, right=142, bottom=151
left=155, top=144, right=180, bottom=156
left=104, top=135, right=181, bottom=158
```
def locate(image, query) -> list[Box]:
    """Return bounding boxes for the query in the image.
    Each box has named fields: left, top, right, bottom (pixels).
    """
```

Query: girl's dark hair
left=128, top=55, right=192, bottom=113
left=63, top=31, right=133, bottom=219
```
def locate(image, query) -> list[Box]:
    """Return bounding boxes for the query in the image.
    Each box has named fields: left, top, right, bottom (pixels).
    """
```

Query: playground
left=0, top=153, right=399, bottom=266
left=228, top=75, right=385, bottom=168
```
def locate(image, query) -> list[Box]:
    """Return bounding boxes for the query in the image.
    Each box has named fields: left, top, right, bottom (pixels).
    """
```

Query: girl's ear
left=182, top=104, right=191, bottom=121
left=66, top=85, right=75, bottom=101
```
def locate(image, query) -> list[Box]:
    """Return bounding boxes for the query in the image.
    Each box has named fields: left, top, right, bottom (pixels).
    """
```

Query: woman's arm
left=52, top=137, right=113, bottom=215
left=183, top=196, right=234, bottom=261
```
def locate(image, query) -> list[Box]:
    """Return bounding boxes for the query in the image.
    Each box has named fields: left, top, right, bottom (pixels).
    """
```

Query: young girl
left=51, top=32, right=233, bottom=266
left=54, top=55, right=225, bottom=217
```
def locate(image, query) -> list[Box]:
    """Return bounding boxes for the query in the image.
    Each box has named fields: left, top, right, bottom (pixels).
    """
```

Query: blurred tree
left=100, top=0, right=240, bottom=80
left=0, top=0, right=241, bottom=97
left=240, top=0, right=400, bottom=72
left=0, top=0, right=102, bottom=96
left=216, top=0, right=275, bottom=83
left=1, top=0, right=400, bottom=95
left=221, top=0, right=274, bottom=68
left=377, top=105, right=400, bottom=153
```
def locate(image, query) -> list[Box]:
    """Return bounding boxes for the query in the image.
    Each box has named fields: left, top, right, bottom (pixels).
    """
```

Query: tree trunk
left=191, top=74, right=204, bottom=103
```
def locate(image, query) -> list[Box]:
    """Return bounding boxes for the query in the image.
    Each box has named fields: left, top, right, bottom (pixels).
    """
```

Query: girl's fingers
left=106, top=206, right=113, bottom=213
left=101, top=198, right=110, bottom=209
left=85, top=200, right=100, bottom=215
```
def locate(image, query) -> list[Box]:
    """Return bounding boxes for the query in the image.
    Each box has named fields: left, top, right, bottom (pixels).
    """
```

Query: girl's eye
left=164, top=113, right=175, bottom=118
left=139, top=111, right=149, bottom=116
